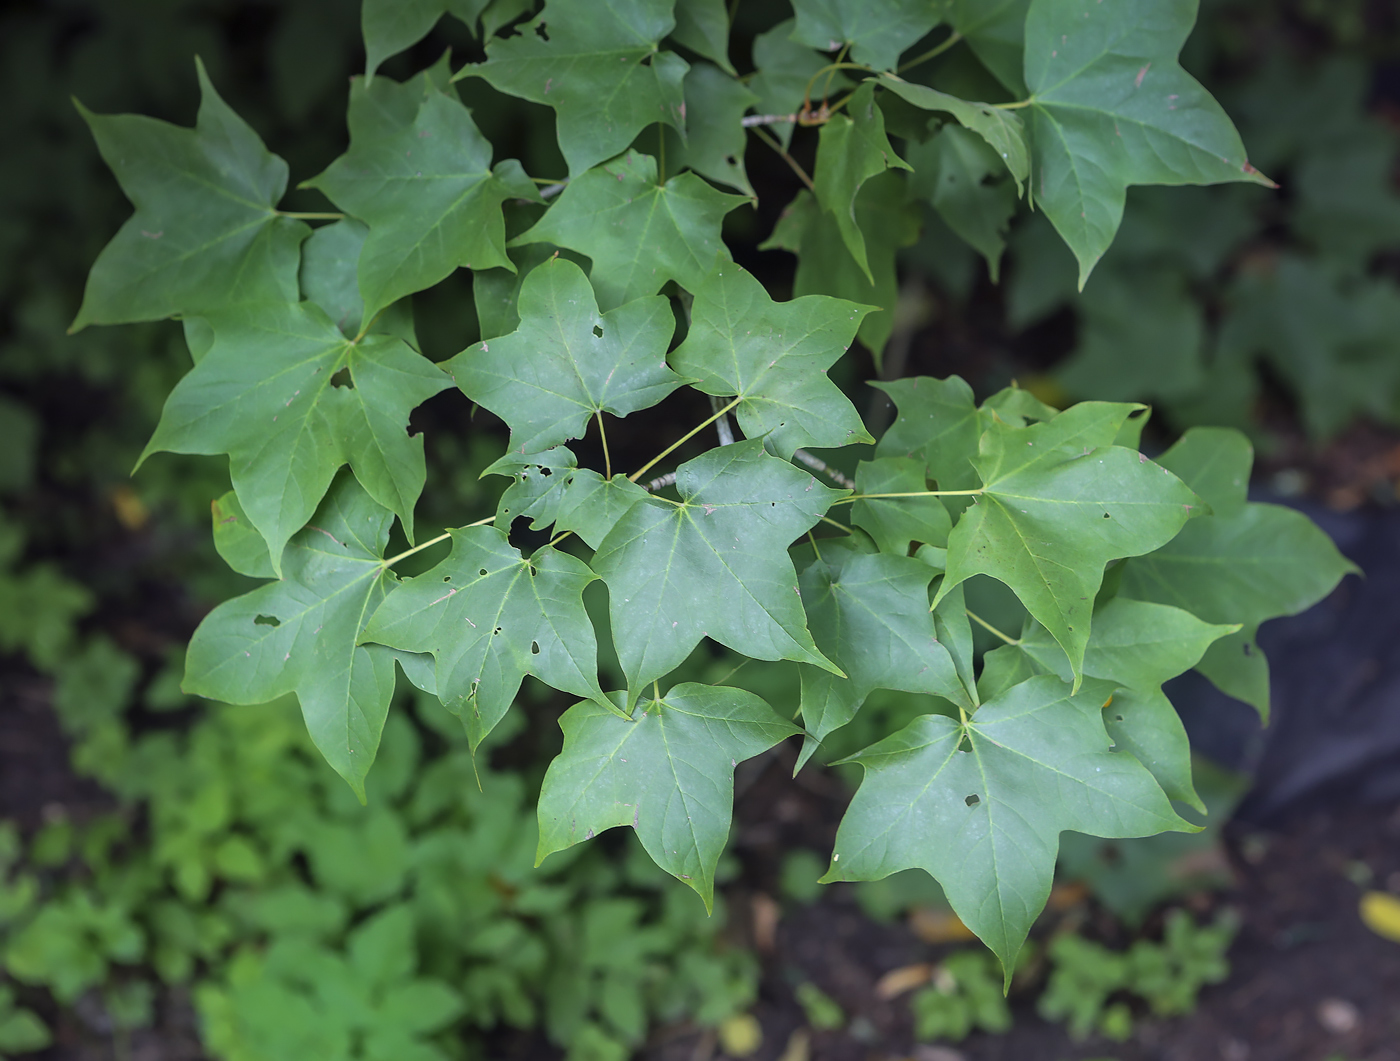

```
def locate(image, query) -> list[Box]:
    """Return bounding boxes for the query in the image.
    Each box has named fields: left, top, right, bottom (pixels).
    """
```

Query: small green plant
left=908, top=949, right=1010, bottom=1043
left=793, top=981, right=845, bottom=1031
left=0, top=986, right=50, bottom=1059
left=1037, top=909, right=1237, bottom=1040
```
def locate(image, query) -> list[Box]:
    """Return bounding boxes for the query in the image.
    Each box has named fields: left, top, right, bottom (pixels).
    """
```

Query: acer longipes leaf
left=72, top=58, right=305, bottom=331
left=669, top=262, right=873, bottom=459
left=813, top=82, right=913, bottom=285
left=362, top=0, right=490, bottom=81
left=184, top=475, right=399, bottom=800
left=591, top=440, right=844, bottom=708
left=536, top=684, right=801, bottom=910
left=211, top=490, right=275, bottom=580
left=823, top=674, right=1194, bottom=982
left=907, top=124, right=1017, bottom=281
left=299, top=219, right=417, bottom=345
left=791, top=0, right=949, bottom=73
left=796, top=540, right=972, bottom=769
left=876, top=76, right=1030, bottom=194
left=304, top=73, right=535, bottom=329
left=1024, top=0, right=1274, bottom=286
left=1118, top=425, right=1358, bottom=718
left=447, top=257, right=685, bottom=454
left=513, top=151, right=747, bottom=311
left=951, top=0, right=1030, bottom=95
left=1017, top=596, right=1237, bottom=809
left=361, top=526, right=606, bottom=750
left=849, top=456, right=952, bottom=557
left=872, top=375, right=981, bottom=490
left=468, top=0, right=688, bottom=177
left=141, top=300, right=452, bottom=571
left=672, top=0, right=735, bottom=75
left=931, top=402, right=1200, bottom=687
left=661, top=62, right=759, bottom=197
left=764, top=174, right=920, bottom=361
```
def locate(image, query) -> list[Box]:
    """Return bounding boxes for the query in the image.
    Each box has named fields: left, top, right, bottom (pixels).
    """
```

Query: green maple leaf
left=553, top=473, right=652, bottom=549
left=791, top=0, right=950, bottom=72
left=749, top=19, right=853, bottom=149
left=591, top=440, right=844, bottom=706
left=142, top=301, right=452, bottom=572
left=466, top=0, right=688, bottom=176
left=951, top=0, right=1029, bottom=94
left=662, top=63, right=759, bottom=196
left=361, top=528, right=606, bottom=749
left=822, top=673, right=1192, bottom=979
left=876, top=76, right=1030, bottom=193
left=299, top=219, right=416, bottom=345
left=1024, top=0, right=1273, bottom=285
left=1018, top=596, right=1235, bottom=807
left=513, top=152, right=747, bottom=311
left=931, top=402, right=1200, bottom=687
left=763, top=174, right=920, bottom=361
left=212, top=490, right=275, bottom=580
left=1150, top=427, right=1251, bottom=519
left=1119, top=425, right=1358, bottom=718
left=536, top=683, right=800, bottom=908
left=849, top=456, right=952, bottom=557
left=304, top=73, right=535, bottom=328
left=797, top=540, right=973, bottom=768
left=813, top=83, right=913, bottom=284
left=1118, top=505, right=1357, bottom=718
left=446, top=257, right=685, bottom=453
left=361, top=0, right=489, bottom=80
left=490, top=447, right=580, bottom=531
left=484, top=446, right=652, bottom=549
left=669, top=263, right=873, bottom=459
left=184, top=476, right=402, bottom=799
left=71, top=58, right=305, bottom=330
left=672, top=0, right=735, bottom=74
left=872, top=375, right=981, bottom=490
left=908, top=125, right=1017, bottom=281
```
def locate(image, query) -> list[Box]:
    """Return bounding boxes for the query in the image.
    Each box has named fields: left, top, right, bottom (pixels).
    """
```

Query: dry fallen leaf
left=874, top=962, right=933, bottom=999
left=908, top=905, right=976, bottom=943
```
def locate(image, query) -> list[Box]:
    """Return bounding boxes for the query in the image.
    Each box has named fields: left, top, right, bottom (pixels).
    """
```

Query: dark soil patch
left=645, top=771, right=1400, bottom=1061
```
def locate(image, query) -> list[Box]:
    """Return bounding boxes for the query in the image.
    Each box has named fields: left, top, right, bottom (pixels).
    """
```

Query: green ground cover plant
left=64, top=0, right=1356, bottom=988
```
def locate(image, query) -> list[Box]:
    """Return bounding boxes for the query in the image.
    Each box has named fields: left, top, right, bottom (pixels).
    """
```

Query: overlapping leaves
left=142, top=300, right=451, bottom=570
left=823, top=675, right=1193, bottom=980
left=184, top=476, right=403, bottom=800
left=466, top=0, right=688, bottom=176
left=75, top=0, right=1360, bottom=991
left=305, top=69, right=536, bottom=328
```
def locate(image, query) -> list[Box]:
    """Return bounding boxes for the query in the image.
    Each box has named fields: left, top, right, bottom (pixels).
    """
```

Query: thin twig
left=793, top=449, right=855, bottom=490
left=742, top=114, right=798, bottom=127
left=645, top=472, right=678, bottom=492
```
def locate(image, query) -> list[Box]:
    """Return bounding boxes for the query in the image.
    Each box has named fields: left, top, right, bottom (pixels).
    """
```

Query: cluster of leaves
left=67, top=0, right=1359, bottom=984
left=0, top=677, right=755, bottom=1061
left=997, top=9, right=1400, bottom=442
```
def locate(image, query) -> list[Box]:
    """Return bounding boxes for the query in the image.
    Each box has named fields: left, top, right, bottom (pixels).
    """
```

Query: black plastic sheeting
left=1168, top=495, right=1400, bottom=824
